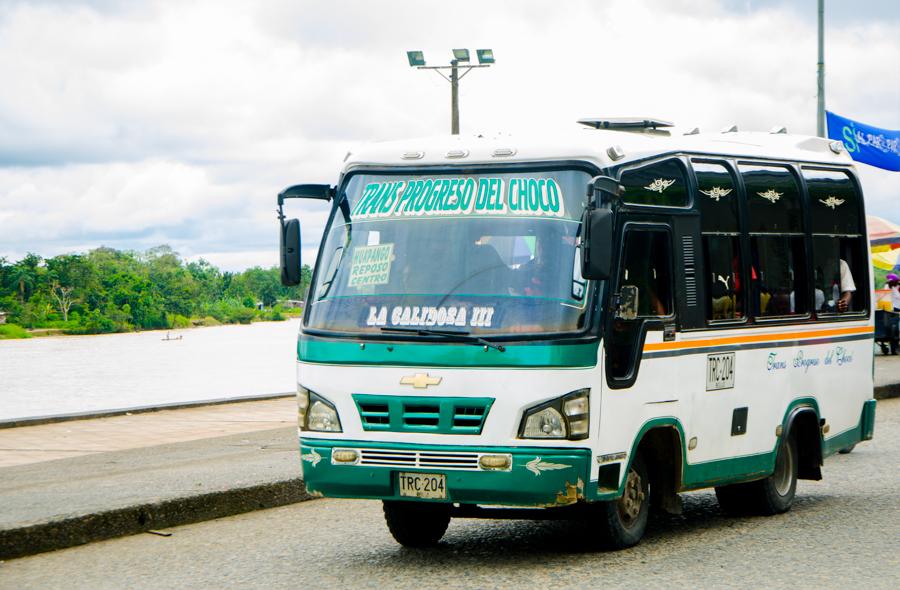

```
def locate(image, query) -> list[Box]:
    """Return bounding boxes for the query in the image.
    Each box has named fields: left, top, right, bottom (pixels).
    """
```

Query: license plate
left=706, top=352, right=736, bottom=391
left=398, top=472, right=446, bottom=499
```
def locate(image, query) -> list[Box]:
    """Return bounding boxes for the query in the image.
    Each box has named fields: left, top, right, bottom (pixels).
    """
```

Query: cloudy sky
left=0, top=0, right=897, bottom=270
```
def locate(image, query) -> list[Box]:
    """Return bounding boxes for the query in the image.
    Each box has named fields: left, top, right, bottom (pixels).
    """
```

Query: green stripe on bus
left=297, top=337, right=599, bottom=368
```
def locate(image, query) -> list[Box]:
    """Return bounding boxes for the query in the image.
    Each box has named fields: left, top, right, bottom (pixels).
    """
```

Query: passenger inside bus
left=836, top=259, right=856, bottom=312
left=619, top=231, right=670, bottom=316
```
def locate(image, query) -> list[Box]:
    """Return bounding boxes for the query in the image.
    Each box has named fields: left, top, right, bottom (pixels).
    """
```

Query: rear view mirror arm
left=587, top=175, right=625, bottom=209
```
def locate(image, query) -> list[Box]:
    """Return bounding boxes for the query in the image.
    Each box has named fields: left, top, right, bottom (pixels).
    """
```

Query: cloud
left=0, top=0, right=897, bottom=270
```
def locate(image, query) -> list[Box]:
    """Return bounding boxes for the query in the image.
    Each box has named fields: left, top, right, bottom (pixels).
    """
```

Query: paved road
left=3, top=399, right=899, bottom=589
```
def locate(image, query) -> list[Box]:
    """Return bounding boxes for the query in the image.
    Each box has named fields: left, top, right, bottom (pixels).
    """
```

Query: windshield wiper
left=380, top=326, right=506, bottom=352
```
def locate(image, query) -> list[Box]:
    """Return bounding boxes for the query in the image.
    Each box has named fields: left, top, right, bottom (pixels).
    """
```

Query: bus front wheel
left=383, top=500, right=451, bottom=548
left=592, top=453, right=650, bottom=550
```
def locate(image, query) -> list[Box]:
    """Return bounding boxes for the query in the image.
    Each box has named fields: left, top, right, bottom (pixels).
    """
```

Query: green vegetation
left=0, top=246, right=311, bottom=336
left=874, top=267, right=892, bottom=290
left=0, top=324, right=31, bottom=339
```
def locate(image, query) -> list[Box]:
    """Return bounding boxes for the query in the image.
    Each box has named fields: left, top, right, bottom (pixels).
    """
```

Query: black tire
left=382, top=500, right=451, bottom=548
left=591, top=453, right=651, bottom=550
left=715, top=435, right=798, bottom=516
left=838, top=444, right=856, bottom=454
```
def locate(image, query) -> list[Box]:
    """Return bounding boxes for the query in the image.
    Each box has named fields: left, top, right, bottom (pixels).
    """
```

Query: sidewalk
left=874, top=352, right=900, bottom=399
left=0, top=397, right=296, bottom=468
left=0, top=398, right=307, bottom=560
left=1, top=355, right=899, bottom=561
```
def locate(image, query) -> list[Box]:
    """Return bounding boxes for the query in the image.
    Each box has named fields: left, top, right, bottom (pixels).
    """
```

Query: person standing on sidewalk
left=887, top=273, right=900, bottom=312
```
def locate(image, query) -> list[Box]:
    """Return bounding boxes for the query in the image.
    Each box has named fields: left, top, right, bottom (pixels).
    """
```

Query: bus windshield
left=305, top=169, right=593, bottom=336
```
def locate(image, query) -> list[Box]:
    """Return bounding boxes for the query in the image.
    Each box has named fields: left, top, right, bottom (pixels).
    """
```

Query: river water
left=0, top=319, right=301, bottom=421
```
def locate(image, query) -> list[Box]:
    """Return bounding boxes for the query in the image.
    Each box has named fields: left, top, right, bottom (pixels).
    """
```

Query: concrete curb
left=0, top=478, right=314, bottom=561
left=0, top=392, right=293, bottom=430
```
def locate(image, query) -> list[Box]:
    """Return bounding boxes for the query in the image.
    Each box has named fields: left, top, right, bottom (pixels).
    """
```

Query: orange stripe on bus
left=643, top=325, right=873, bottom=352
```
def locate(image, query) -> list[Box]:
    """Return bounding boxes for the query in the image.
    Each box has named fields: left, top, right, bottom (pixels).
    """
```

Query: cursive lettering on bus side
left=792, top=350, right=820, bottom=373
left=767, top=352, right=787, bottom=371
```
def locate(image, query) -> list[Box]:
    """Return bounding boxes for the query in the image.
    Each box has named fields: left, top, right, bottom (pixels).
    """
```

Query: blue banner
left=826, top=111, right=900, bottom=172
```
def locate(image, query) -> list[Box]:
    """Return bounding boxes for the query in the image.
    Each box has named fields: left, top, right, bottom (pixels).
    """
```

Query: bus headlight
left=519, top=389, right=590, bottom=441
left=297, top=385, right=342, bottom=432
left=522, top=406, right=566, bottom=438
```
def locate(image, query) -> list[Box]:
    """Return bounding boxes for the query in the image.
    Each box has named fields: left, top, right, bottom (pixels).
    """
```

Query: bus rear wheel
left=715, top=435, right=798, bottom=516
left=591, top=453, right=650, bottom=550
left=382, top=500, right=451, bottom=548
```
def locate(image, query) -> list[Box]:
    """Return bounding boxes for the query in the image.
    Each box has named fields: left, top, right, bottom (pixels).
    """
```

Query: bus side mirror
left=581, top=207, right=613, bottom=280
left=276, top=183, right=333, bottom=287
left=280, top=218, right=302, bottom=286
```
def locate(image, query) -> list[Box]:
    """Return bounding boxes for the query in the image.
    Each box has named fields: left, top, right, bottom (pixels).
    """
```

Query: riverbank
left=0, top=324, right=31, bottom=339
left=0, top=309, right=302, bottom=340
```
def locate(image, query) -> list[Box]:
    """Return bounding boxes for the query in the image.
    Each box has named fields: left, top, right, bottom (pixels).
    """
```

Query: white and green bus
left=277, top=119, right=876, bottom=549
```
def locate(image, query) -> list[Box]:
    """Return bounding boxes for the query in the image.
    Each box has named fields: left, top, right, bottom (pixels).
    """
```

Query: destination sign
left=350, top=177, right=566, bottom=220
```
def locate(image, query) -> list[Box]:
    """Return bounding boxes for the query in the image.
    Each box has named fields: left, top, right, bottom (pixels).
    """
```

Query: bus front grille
left=353, top=395, right=493, bottom=434
left=357, top=448, right=481, bottom=470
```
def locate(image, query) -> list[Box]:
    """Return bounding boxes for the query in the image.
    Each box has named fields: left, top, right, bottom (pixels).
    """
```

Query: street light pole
left=450, top=59, right=460, bottom=135
left=817, top=0, right=826, bottom=138
left=406, top=49, right=494, bottom=135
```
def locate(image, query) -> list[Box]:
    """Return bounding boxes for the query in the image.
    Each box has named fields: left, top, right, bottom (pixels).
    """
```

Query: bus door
left=605, top=218, right=676, bottom=388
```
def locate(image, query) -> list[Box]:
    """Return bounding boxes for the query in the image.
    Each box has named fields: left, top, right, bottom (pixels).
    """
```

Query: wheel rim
left=616, top=467, right=645, bottom=526
left=772, top=440, right=794, bottom=496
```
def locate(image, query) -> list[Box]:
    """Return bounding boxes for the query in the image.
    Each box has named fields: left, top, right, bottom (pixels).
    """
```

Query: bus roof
left=344, top=125, right=854, bottom=172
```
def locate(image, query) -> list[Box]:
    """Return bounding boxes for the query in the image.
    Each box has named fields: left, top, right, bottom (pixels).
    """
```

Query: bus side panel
left=604, top=322, right=874, bottom=493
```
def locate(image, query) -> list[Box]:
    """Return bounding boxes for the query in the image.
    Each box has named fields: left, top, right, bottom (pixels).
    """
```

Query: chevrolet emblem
left=400, top=373, right=442, bottom=389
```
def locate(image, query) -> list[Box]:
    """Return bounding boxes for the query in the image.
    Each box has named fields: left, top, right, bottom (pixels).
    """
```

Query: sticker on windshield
left=351, top=177, right=566, bottom=220
left=348, top=244, right=394, bottom=288
left=365, top=305, right=495, bottom=328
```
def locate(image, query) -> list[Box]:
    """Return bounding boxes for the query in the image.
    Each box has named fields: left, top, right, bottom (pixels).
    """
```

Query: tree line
left=0, top=246, right=311, bottom=336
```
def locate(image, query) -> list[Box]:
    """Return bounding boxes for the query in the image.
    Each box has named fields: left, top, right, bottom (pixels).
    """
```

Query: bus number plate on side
left=706, top=353, right=735, bottom=391
left=398, top=472, right=447, bottom=499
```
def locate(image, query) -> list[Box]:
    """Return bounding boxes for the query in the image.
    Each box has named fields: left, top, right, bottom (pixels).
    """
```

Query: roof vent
left=445, top=149, right=469, bottom=159
left=770, top=126, right=788, bottom=134
left=401, top=151, right=424, bottom=160
left=607, top=145, right=625, bottom=161
left=578, top=117, right=674, bottom=130
left=829, top=140, right=845, bottom=154
left=721, top=124, right=738, bottom=133
left=683, top=127, right=700, bottom=135
left=491, top=147, right=517, bottom=158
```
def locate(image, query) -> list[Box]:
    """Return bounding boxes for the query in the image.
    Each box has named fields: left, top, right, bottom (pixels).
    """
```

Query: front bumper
left=300, top=438, right=592, bottom=507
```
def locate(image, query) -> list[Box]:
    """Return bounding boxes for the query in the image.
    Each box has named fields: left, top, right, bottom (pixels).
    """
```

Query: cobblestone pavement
left=2, top=399, right=898, bottom=590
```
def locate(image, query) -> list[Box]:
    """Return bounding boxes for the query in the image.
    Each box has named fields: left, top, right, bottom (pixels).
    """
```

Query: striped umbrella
left=867, top=216, right=900, bottom=271
left=872, top=249, right=900, bottom=271
left=868, top=215, right=900, bottom=248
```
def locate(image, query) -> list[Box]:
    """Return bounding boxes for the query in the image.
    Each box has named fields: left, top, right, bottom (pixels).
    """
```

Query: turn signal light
left=478, top=454, right=512, bottom=471
left=331, top=449, right=359, bottom=464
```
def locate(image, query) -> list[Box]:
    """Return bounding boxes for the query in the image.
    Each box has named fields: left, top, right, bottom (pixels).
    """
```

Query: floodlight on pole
left=406, top=48, right=495, bottom=135
left=407, top=50, right=425, bottom=67
left=476, top=49, right=494, bottom=64
left=452, top=49, right=470, bottom=62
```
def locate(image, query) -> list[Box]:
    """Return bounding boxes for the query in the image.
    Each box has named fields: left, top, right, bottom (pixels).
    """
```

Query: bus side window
left=620, top=159, right=689, bottom=207
left=740, top=163, right=808, bottom=318
left=805, top=167, right=867, bottom=314
left=608, top=227, right=674, bottom=383
left=694, top=160, right=743, bottom=321
left=619, top=230, right=672, bottom=317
